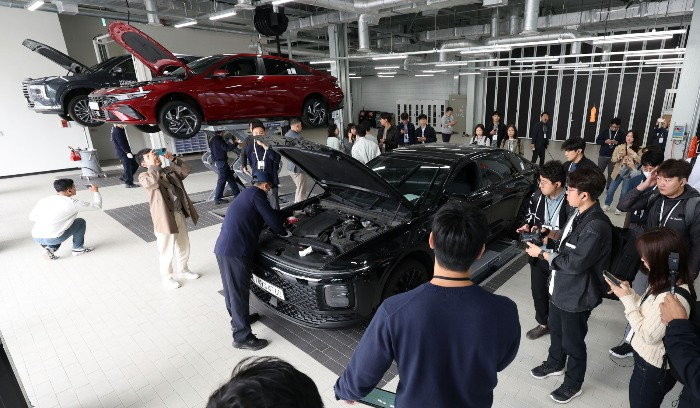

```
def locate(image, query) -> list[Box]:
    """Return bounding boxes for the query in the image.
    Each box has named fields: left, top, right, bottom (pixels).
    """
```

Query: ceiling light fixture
left=656, top=65, right=684, bottom=69
left=575, top=68, right=607, bottom=72
left=423, top=70, right=446, bottom=73
left=271, top=0, right=295, bottom=4
left=377, top=75, right=395, bottom=78
left=644, top=58, right=685, bottom=65
left=549, top=63, right=590, bottom=69
left=511, top=69, right=540, bottom=74
left=26, top=0, right=44, bottom=10
left=372, top=55, right=408, bottom=60
left=416, top=74, right=434, bottom=77
left=461, top=45, right=512, bottom=54
left=592, top=29, right=683, bottom=44
left=374, top=66, right=400, bottom=70
left=310, top=60, right=334, bottom=64
left=209, top=10, right=237, bottom=20
left=377, top=71, right=396, bottom=75
left=514, top=55, right=559, bottom=63
left=480, top=67, right=509, bottom=71
left=174, top=20, right=197, bottom=28
left=349, top=76, right=362, bottom=79
left=459, top=72, right=481, bottom=75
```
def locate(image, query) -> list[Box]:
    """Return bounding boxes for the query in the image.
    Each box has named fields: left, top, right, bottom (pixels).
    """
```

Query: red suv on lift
left=89, top=22, right=344, bottom=139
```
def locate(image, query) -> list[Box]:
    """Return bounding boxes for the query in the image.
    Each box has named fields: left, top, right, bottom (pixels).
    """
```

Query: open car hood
left=262, top=137, right=413, bottom=214
left=22, top=39, right=91, bottom=74
left=108, top=22, right=189, bottom=76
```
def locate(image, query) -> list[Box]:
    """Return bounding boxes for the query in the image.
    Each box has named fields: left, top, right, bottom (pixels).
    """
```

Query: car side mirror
left=212, top=69, right=229, bottom=78
left=111, top=67, right=124, bottom=75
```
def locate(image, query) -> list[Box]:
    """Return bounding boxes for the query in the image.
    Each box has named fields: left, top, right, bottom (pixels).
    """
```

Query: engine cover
left=294, top=212, right=340, bottom=238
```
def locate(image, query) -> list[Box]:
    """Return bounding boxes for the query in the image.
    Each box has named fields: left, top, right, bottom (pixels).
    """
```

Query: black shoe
left=214, top=198, right=229, bottom=205
left=609, top=343, right=633, bottom=358
left=247, top=313, right=260, bottom=324
left=526, top=325, right=550, bottom=340
left=531, top=361, right=565, bottom=379
left=125, top=184, right=137, bottom=188
left=550, top=384, right=582, bottom=404
left=119, top=176, right=125, bottom=182
left=233, top=335, right=268, bottom=351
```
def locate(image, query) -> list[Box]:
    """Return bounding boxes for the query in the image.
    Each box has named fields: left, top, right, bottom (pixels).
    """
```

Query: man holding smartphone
left=135, top=148, right=200, bottom=289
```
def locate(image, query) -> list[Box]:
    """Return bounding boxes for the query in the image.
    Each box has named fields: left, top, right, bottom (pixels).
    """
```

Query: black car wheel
left=301, top=97, right=328, bottom=128
left=158, top=100, right=202, bottom=139
left=135, top=124, right=161, bottom=133
left=382, top=259, right=428, bottom=300
left=67, top=95, right=102, bottom=127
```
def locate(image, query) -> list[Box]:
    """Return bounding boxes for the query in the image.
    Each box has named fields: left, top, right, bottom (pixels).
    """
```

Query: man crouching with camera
left=517, top=161, right=570, bottom=340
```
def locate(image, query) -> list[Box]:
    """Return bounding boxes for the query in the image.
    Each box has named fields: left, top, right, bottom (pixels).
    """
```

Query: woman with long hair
left=471, top=124, right=489, bottom=146
left=606, top=227, right=694, bottom=408
left=327, top=124, right=342, bottom=150
left=604, top=130, right=642, bottom=214
left=343, top=123, right=356, bottom=155
left=500, top=124, right=523, bottom=155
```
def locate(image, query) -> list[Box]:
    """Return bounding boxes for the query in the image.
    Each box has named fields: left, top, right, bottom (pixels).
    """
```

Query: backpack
left=656, top=286, right=700, bottom=384
left=646, top=193, right=700, bottom=229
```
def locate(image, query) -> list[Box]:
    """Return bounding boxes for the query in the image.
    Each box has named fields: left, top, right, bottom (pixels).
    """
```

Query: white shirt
left=472, top=136, right=489, bottom=146
left=29, top=193, right=102, bottom=238
left=441, top=114, right=453, bottom=133
left=327, top=136, right=342, bottom=150
left=365, top=134, right=378, bottom=144
left=351, top=137, right=381, bottom=164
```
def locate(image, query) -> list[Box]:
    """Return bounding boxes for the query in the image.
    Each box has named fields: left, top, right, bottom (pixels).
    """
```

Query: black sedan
left=249, top=140, right=538, bottom=328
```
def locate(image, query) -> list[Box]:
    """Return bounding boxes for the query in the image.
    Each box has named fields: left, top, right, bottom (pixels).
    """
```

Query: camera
left=520, top=229, right=543, bottom=246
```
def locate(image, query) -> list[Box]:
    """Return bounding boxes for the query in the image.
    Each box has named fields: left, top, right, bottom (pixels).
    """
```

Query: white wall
left=0, top=8, right=91, bottom=177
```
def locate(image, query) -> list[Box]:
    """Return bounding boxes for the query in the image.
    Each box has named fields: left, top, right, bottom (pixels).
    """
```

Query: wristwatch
left=538, top=250, right=546, bottom=261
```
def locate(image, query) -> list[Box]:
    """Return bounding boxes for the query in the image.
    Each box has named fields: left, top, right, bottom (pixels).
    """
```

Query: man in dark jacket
left=335, top=202, right=520, bottom=408
left=486, top=111, right=507, bottom=148
left=530, top=112, right=551, bottom=166
left=241, top=124, right=282, bottom=209
left=660, top=294, right=700, bottom=408
left=111, top=124, right=138, bottom=188
left=517, top=161, right=570, bottom=340
left=526, top=167, right=612, bottom=404
left=214, top=171, right=289, bottom=351
left=415, top=114, right=437, bottom=144
left=596, top=117, right=626, bottom=190
left=398, top=112, right=416, bottom=146
left=209, top=131, right=241, bottom=205
left=377, top=112, right=400, bottom=152
left=618, top=159, right=700, bottom=277
left=561, top=137, right=597, bottom=181
left=651, top=118, right=669, bottom=153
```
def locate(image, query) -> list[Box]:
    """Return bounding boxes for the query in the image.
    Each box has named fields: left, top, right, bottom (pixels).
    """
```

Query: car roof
left=381, top=143, right=502, bottom=165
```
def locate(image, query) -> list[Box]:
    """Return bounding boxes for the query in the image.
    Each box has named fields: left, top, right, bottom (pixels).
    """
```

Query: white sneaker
left=163, top=278, right=181, bottom=289
left=72, top=247, right=93, bottom=256
left=179, top=271, right=200, bottom=280
left=602, top=205, right=610, bottom=212
left=42, top=247, right=58, bottom=260
left=614, top=209, right=622, bottom=215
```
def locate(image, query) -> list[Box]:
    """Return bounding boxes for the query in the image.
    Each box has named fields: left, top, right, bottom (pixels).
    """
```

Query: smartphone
left=154, top=148, right=166, bottom=156
left=604, top=270, right=621, bottom=287
left=84, top=184, right=92, bottom=189
left=360, top=388, right=396, bottom=407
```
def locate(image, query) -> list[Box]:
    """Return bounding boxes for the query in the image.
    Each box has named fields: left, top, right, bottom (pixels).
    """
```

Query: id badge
left=659, top=137, right=664, bottom=144
left=257, top=162, right=265, bottom=170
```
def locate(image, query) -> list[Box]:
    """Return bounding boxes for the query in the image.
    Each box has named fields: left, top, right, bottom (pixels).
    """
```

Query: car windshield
left=89, top=56, right=121, bottom=72
left=368, top=157, right=451, bottom=210
left=170, top=55, right=224, bottom=77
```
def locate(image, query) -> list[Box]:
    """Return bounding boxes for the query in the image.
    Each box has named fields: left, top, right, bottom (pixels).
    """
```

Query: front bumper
left=89, top=95, right=150, bottom=124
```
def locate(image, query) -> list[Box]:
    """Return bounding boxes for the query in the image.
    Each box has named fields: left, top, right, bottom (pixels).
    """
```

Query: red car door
left=260, top=57, right=310, bottom=116
left=199, top=56, right=265, bottom=120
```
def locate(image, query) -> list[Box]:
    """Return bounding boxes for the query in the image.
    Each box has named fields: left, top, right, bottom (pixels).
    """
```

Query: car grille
left=22, top=80, right=34, bottom=108
left=250, top=267, right=362, bottom=326
left=88, top=96, right=117, bottom=120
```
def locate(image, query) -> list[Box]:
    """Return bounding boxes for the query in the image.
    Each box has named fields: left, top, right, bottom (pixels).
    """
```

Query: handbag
left=618, top=164, right=632, bottom=178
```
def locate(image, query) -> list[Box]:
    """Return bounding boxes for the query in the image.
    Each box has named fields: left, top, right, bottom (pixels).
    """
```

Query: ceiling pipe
left=357, top=14, right=381, bottom=52
left=490, top=8, right=500, bottom=38
left=509, top=7, right=520, bottom=36
left=143, top=0, right=160, bottom=25
left=256, top=44, right=330, bottom=57
left=438, top=39, right=483, bottom=62
left=485, top=30, right=582, bottom=46
left=522, top=0, right=540, bottom=35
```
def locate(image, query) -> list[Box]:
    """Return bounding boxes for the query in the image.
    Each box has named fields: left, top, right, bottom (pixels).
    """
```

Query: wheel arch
left=155, top=93, right=204, bottom=120
left=61, top=87, right=94, bottom=113
left=375, top=249, right=434, bottom=303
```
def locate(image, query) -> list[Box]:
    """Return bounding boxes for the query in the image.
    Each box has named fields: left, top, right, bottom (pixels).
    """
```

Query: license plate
left=252, top=275, right=285, bottom=301
left=88, top=101, right=99, bottom=110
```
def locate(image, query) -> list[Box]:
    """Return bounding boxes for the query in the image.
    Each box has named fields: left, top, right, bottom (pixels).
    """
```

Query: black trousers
left=530, top=259, right=550, bottom=326
left=214, top=160, right=240, bottom=200
left=532, top=148, right=546, bottom=166
left=216, top=254, right=253, bottom=343
left=628, top=351, right=676, bottom=408
left=119, top=155, right=138, bottom=186
left=441, top=133, right=451, bottom=143
left=546, top=303, right=591, bottom=390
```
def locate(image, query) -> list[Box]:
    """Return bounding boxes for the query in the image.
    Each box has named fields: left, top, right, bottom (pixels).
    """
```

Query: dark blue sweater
left=209, top=136, right=238, bottom=161
left=111, top=126, right=131, bottom=157
left=334, top=283, right=520, bottom=408
left=214, top=186, right=287, bottom=258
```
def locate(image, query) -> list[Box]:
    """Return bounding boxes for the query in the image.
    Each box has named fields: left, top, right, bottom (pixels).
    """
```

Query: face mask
left=643, top=171, right=652, bottom=179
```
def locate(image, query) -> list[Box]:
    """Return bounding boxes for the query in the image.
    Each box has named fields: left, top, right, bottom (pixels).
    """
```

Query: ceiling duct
left=143, top=0, right=160, bottom=26
left=358, top=14, right=380, bottom=52
left=509, top=8, right=520, bottom=35
left=522, top=0, right=540, bottom=34
left=490, top=8, right=500, bottom=38
left=235, top=0, right=256, bottom=10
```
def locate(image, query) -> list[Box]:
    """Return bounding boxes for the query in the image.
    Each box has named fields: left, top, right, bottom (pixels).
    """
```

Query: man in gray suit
left=285, top=117, right=309, bottom=203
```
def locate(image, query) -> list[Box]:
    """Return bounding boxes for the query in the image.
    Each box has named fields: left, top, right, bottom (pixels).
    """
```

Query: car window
left=114, top=58, right=136, bottom=75
left=445, top=162, right=479, bottom=196
left=478, top=154, right=512, bottom=187
left=171, top=55, right=224, bottom=77
left=263, top=59, right=301, bottom=75
left=368, top=157, right=450, bottom=210
left=506, top=152, right=527, bottom=173
left=218, top=57, right=258, bottom=77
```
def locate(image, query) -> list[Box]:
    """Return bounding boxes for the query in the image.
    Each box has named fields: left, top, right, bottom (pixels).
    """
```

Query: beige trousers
left=154, top=211, right=190, bottom=279
left=290, top=172, right=310, bottom=203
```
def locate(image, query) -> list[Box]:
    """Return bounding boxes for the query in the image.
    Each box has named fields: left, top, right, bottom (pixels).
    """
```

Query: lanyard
left=253, top=141, right=267, bottom=168
left=557, top=209, right=579, bottom=251
left=544, top=193, right=565, bottom=229
left=658, top=200, right=681, bottom=226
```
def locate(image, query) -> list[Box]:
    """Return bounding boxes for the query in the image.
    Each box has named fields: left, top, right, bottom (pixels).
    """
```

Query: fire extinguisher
left=589, top=106, right=597, bottom=123
left=688, top=135, right=698, bottom=158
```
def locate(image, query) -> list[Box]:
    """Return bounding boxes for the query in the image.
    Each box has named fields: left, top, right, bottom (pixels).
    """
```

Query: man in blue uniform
left=214, top=171, right=289, bottom=351
left=111, top=124, right=138, bottom=188
left=241, top=124, right=282, bottom=209
left=209, top=131, right=241, bottom=205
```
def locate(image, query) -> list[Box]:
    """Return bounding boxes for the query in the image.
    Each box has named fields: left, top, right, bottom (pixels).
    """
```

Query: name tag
left=565, top=243, right=577, bottom=249
left=659, top=138, right=664, bottom=144
left=257, top=162, right=265, bottom=170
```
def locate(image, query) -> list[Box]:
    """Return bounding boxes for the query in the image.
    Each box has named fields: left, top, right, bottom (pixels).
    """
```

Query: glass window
left=478, top=154, right=512, bottom=187
left=506, top=152, right=527, bottom=173
left=171, top=55, right=225, bottom=77
left=263, top=59, right=300, bottom=75
left=445, top=162, right=479, bottom=196
left=114, top=58, right=136, bottom=75
left=368, top=157, right=450, bottom=210
left=219, top=57, right=258, bottom=76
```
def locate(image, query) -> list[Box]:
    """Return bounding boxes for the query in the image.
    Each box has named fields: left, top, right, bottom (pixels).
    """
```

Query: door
left=201, top=57, right=264, bottom=120
left=477, top=153, right=521, bottom=236
left=260, top=58, right=311, bottom=116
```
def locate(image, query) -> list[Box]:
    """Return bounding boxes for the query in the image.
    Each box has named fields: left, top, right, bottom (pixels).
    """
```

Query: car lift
left=200, top=119, right=289, bottom=202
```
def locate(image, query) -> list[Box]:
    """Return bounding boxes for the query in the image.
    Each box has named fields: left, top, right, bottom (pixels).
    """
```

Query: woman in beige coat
left=603, top=130, right=642, bottom=214
left=500, top=124, right=524, bottom=155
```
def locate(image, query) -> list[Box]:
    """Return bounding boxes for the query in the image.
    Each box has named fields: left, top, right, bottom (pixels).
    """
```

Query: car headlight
left=28, top=84, right=48, bottom=99
left=111, top=90, right=151, bottom=101
left=324, top=285, right=351, bottom=308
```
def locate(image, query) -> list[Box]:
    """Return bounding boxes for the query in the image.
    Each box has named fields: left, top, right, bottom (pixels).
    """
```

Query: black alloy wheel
left=135, top=124, right=161, bottom=133
left=382, top=259, right=429, bottom=300
left=301, top=97, right=328, bottom=128
left=158, top=100, right=202, bottom=139
left=67, top=95, right=102, bottom=127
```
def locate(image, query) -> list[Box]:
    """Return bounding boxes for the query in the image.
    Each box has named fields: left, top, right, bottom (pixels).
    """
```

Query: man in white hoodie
left=29, top=178, right=102, bottom=260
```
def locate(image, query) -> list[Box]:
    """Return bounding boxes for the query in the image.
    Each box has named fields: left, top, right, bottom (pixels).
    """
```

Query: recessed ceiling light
left=27, top=0, right=44, bottom=10
left=349, top=76, right=362, bottom=79
left=377, top=75, right=395, bottom=78
left=209, top=10, right=237, bottom=20
left=174, top=20, right=197, bottom=28
left=415, top=74, right=434, bottom=77
left=374, top=66, right=400, bottom=70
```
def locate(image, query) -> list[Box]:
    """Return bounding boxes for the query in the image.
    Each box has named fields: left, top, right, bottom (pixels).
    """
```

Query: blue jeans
left=628, top=351, right=676, bottom=408
left=34, top=218, right=86, bottom=250
left=214, top=160, right=240, bottom=200
left=605, top=175, right=633, bottom=206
